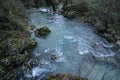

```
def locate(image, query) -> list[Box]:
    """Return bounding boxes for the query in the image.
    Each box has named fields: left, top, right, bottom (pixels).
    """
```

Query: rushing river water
left=22, top=8, right=120, bottom=80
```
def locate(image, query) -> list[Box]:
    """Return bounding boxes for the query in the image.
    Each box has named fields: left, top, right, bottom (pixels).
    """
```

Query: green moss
left=0, top=0, right=37, bottom=79
left=29, top=38, right=36, bottom=44
left=64, top=11, right=76, bottom=19
left=2, top=69, right=20, bottom=80
left=11, top=39, right=21, bottom=49
left=35, top=26, right=51, bottom=37
left=0, top=54, right=29, bottom=68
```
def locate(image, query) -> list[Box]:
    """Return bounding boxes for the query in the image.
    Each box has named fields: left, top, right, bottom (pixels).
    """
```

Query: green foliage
left=0, top=0, right=26, bottom=31
left=63, top=0, right=120, bottom=31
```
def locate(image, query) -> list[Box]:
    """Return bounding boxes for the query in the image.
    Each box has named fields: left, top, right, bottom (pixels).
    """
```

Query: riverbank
left=62, top=0, right=120, bottom=52
left=0, top=0, right=37, bottom=79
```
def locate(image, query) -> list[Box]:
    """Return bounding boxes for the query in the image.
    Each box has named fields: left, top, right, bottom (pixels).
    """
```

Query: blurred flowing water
left=22, top=8, right=120, bottom=80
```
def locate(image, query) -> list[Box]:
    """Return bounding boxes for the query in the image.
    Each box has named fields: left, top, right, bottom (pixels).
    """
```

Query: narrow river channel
left=22, top=8, right=120, bottom=80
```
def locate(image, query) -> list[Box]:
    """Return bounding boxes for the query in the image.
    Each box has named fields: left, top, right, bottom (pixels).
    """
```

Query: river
left=21, top=8, right=120, bottom=80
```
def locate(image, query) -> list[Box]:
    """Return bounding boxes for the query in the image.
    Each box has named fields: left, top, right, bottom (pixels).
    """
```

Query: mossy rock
left=35, top=26, right=51, bottom=37
left=23, top=56, right=41, bottom=69
left=28, top=38, right=37, bottom=46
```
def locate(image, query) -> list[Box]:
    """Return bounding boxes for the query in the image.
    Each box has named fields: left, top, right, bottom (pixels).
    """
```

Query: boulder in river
left=35, top=26, right=51, bottom=37
left=51, top=54, right=57, bottom=60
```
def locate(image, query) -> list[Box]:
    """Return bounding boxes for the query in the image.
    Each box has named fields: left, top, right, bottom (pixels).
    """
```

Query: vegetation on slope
left=0, top=0, right=36, bottom=79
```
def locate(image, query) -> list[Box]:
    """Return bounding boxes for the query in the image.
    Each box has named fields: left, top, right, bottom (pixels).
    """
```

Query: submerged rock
left=35, top=26, right=51, bottom=37
left=45, top=74, right=88, bottom=80
left=51, top=54, right=57, bottom=60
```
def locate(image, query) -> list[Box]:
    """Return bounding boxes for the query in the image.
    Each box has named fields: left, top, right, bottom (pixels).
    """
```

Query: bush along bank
left=62, top=0, right=120, bottom=52
left=0, top=0, right=37, bottom=79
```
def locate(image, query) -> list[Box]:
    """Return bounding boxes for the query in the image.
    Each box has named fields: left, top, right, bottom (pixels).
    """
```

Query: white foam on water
left=56, top=51, right=63, bottom=57
left=100, top=41, right=115, bottom=48
left=64, top=35, right=77, bottom=42
left=32, top=67, right=48, bottom=77
left=41, top=59, right=50, bottom=65
left=25, top=74, right=32, bottom=78
left=78, top=50, right=90, bottom=55
left=55, top=47, right=63, bottom=56
left=92, top=50, right=115, bottom=57
left=54, top=47, right=66, bottom=62
left=44, top=48, right=50, bottom=53
left=64, top=35, right=74, bottom=40
left=58, top=40, right=63, bottom=44
left=32, top=64, right=56, bottom=77
left=70, top=38, right=77, bottom=42
left=35, top=52, right=42, bottom=56
left=39, top=8, right=49, bottom=12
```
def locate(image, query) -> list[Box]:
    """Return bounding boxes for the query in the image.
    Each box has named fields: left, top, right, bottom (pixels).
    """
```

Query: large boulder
left=35, top=26, right=51, bottom=37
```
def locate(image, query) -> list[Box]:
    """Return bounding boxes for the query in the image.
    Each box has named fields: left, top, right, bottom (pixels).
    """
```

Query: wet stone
left=23, top=56, right=41, bottom=69
left=35, top=26, right=51, bottom=37
left=51, top=54, right=57, bottom=60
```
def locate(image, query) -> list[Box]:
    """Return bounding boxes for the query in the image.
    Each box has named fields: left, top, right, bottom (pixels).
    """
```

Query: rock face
left=35, top=26, right=51, bottom=37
